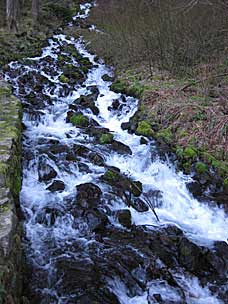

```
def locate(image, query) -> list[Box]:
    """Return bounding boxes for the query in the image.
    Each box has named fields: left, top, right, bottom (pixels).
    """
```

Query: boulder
left=76, top=183, right=102, bottom=209
left=116, top=209, right=132, bottom=228
left=47, top=180, right=65, bottom=192
left=38, top=156, right=57, bottom=182
left=111, top=140, right=132, bottom=155
left=130, top=198, right=149, bottom=212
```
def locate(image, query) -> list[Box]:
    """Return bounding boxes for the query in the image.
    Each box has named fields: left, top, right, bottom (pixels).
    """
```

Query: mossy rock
left=0, top=87, right=11, bottom=97
left=182, top=162, right=191, bottom=174
left=70, top=114, right=89, bottom=127
left=99, top=133, right=114, bottom=144
left=224, top=178, right=228, bottom=190
left=156, top=127, right=173, bottom=144
left=102, top=74, right=113, bottom=82
left=110, top=79, right=128, bottom=94
left=102, top=169, right=142, bottom=197
left=183, top=147, right=197, bottom=160
left=136, top=121, right=154, bottom=138
left=102, top=169, right=120, bottom=183
left=176, top=146, right=184, bottom=159
left=128, top=81, right=145, bottom=98
left=130, top=181, right=142, bottom=197
left=59, top=75, right=69, bottom=83
left=195, top=162, right=208, bottom=175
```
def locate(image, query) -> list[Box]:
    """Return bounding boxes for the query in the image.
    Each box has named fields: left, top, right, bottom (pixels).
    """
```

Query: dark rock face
left=131, top=198, right=149, bottom=212
left=76, top=183, right=102, bottom=209
left=35, top=207, right=64, bottom=226
left=111, top=140, right=132, bottom=155
left=116, top=209, right=132, bottom=228
left=47, top=180, right=65, bottom=192
left=102, top=74, right=114, bottom=82
left=38, top=156, right=57, bottom=182
left=74, top=93, right=100, bottom=115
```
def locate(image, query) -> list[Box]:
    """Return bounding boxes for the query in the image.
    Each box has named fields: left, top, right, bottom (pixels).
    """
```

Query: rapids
left=4, top=2, right=227, bottom=303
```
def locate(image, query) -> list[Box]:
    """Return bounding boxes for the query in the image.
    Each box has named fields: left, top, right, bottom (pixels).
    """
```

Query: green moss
left=0, top=203, right=10, bottom=213
left=130, top=181, right=142, bottom=197
left=224, top=178, right=228, bottom=189
left=156, top=127, right=173, bottom=144
left=99, top=133, right=114, bottom=144
left=176, top=146, right=184, bottom=159
left=59, top=75, right=69, bottom=83
left=102, top=169, right=120, bottom=183
left=136, top=121, right=154, bottom=137
left=0, top=87, right=11, bottom=97
left=195, top=162, right=208, bottom=175
left=0, top=162, right=7, bottom=174
left=70, top=114, right=89, bottom=127
left=183, top=162, right=191, bottom=174
left=128, top=81, right=145, bottom=97
left=110, top=79, right=128, bottom=93
left=183, top=147, right=197, bottom=160
left=201, top=152, right=216, bottom=164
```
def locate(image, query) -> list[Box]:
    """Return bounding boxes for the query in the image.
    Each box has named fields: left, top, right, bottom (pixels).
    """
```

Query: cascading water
left=4, top=2, right=228, bottom=304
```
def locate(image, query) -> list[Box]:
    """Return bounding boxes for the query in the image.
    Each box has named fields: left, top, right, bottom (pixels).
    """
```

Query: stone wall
left=0, top=80, right=22, bottom=304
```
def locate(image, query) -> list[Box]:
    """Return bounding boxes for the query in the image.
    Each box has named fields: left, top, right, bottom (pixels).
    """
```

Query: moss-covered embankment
left=110, top=75, right=228, bottom=207
left=0, top=81, right=22, bottom=303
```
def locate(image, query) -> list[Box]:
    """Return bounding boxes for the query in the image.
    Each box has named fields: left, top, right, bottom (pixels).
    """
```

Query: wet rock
left=121, top=121, right=131, bottom=130
left=37, top=138, right=60, bottom=146
left=78, top=162, right=92, bottom=173
left=47, top=180, right=65, bottom=192
left=73, top=144, right=90, bottom=157
left=101, top=74, right=114, bottom=82
left=130, top=181, right=142, bottom=197
left=178, top=238, right=204, bottom=273
left=38, top=156, right=57, bottom=182
left=62, top=65, right=85, bottom=84
left=89, top=118, right=100, bottom=127
left=45, top=144, right=69, bottom=155
left=66, top=152, right=77, bottom=161
left=102, top=169, right=142, bottom=198
left=116, top=209, right=132, bottom=228
left=111, top=140, right=132, bottom=155
left=35, top=207, right=63, bottom=226
left=76, top=183, right=102, bottom=209
left=111, top=99, right=120, bottom=110
left=140, top=137, right=148, bottom=145
left=86, top=127, right=110, bottom=140
left=74, top=94, right=99, bottom=115
left=59, top=85, right=72, bottom=97
left=85, top=209, right=108, bottom=232
left=87, top=85, right=99, bottom=95
left=130, top=198, right=149, bottom=212
left=88, top=151, right=105, bottom=166
left=186, top=181, right=203, bottom=198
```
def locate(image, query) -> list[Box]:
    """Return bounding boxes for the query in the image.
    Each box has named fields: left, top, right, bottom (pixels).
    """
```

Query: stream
left=4, top=2, right=228, bottom=304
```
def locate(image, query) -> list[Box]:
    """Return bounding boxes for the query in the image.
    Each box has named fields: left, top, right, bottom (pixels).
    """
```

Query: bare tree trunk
left=6, top=0, right=19, bottom=31
left=32, top=0, right=39, bottom=21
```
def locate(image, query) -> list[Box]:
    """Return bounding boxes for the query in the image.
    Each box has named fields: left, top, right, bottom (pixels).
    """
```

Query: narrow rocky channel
left=4, top=3, right=228, bottom=304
